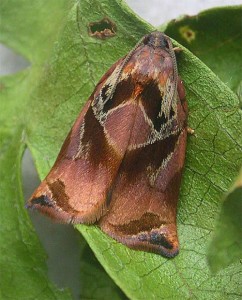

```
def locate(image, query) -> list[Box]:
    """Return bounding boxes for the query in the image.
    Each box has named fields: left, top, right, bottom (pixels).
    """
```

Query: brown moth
left=27, top=31, right=188, bottom=258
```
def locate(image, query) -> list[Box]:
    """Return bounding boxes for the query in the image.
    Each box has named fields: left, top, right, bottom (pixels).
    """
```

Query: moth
left=27, top=31, right=188, bottom=258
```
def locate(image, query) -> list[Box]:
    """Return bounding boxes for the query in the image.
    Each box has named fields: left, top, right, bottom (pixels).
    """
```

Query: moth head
left=143, top=31, right=170, bottom=51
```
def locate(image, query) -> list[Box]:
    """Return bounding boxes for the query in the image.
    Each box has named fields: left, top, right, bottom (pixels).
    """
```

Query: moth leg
left=187, top=127, right=195, bottom=135
left=173, top=47, right=182, bottom=53
left=177, top=76, right=185, bottom=98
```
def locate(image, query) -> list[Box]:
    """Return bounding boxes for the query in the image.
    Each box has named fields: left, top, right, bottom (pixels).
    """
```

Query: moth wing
left=27, top=58, right=138, bottom=224
left=99, top=87, right=188, bottom=257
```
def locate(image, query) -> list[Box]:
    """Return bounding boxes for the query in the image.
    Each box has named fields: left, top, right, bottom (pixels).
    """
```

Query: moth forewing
left=28, top=31, right=188, bottom=258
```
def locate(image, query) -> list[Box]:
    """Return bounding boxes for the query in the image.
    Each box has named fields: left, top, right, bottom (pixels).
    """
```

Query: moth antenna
left=164, top=34, right=179, bottom=116
left=107, top=34, right=149, bottom=101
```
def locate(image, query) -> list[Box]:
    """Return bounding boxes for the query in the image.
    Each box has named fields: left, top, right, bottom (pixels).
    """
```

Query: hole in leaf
left=88, top=17, right=117, bottom=39
left=22, top=148, right=81, bottom=300
left=0, top=44, right=30, bottom=75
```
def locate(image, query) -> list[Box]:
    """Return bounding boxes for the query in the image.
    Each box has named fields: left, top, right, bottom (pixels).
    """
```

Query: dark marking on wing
left=169, top=107, right=175, bottom=119
left=103, top=76, right=135, bottom=113
left=82, top=108, right=108, bottom=163
left=123, top=132, right=179, bottom=180
left=140, top=81, right=177, bottom=131
left=82, top=107, right=119, bottom=168
left=48, top=179, right=75, bottom=212
left=140, top=81, right=162, bottom=128
left=30, top=195, right=54, bottom=207
left=150, top=231, right=173, bottom=249
left=116, top=212, right=161, bottom=235
left=100, top=84, right=111, bottom=100
left=140, top=81, right=176, bottom=132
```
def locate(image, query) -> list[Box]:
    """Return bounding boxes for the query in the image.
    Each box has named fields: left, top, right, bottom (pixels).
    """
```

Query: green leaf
left=208, top=169, right=242, bottom=273
left=80, top=241, right=128, bottom=300
left=0, top=129, right=71, bottom=300
left=0, top=0, right=73, bottom=64
left=0, top=0, right=74, bottom=299
left=1, top=1, right=242, bottom=300
left=164, top=6, right=242, bottom=93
